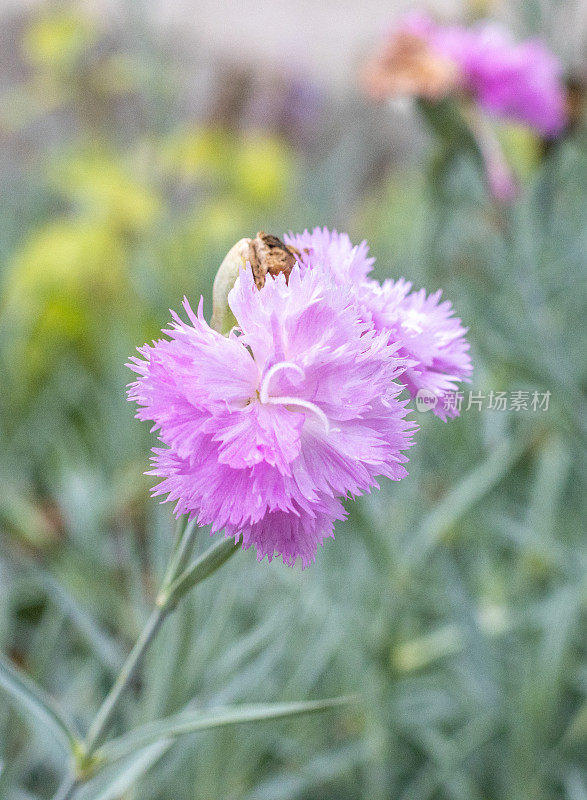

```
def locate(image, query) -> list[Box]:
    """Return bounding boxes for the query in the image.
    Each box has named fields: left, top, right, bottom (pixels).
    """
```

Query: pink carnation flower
left=128, top=262, right=415, bottom=567
left=288, top=226, right=375, bottom=283
left=398, top=12, right=567, bottom=137
left=286, top=228, right=472, bottom=420
left=357, top=278, right=472, bottom=421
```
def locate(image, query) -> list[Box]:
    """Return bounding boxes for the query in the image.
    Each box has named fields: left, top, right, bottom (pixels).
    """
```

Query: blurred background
left=0, top=1, right=585, bottom=799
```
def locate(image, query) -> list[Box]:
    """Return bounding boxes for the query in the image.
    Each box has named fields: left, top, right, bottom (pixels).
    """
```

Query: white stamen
left=259, top=361, right=304, bottom=403
left=263, top=395, right=330, bottom=433
left=259, top=361, right=330, bottom=433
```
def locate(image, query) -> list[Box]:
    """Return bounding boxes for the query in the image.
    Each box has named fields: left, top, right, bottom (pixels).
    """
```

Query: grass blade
left=100, top=696, right=355, bottom=763
left=402, top=428, right=533, bottom=564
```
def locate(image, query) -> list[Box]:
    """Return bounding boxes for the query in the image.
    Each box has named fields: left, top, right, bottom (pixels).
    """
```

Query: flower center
left=258, top=361, right=330, bottom=433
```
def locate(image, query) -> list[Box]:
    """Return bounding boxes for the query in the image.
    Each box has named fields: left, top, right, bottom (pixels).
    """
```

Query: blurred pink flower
left=390, top=12, right=567, bottom=137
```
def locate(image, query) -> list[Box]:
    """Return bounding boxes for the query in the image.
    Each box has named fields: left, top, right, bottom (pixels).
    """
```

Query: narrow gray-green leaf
left=101, top=696, right=355, bottom=763
left=0, top=652, right=78, bottom=749
left=41, top=573, right=125, bottom=672
left=158, top=537, right=240, bottom=609
left=402, top=428, right=533, bottom=564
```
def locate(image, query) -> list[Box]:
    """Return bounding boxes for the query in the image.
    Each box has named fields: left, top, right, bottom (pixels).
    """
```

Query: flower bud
left=211, top=232, right=299, bottom=334
left=211, top=238, right=249, bottom=334
left=362, top=32, right=460, bottom=101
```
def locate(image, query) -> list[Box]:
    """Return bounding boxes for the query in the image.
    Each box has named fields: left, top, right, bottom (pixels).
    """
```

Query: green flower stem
left=51, top=532, right=240, bottom=800
left=84, top=606, right=166, bottom=755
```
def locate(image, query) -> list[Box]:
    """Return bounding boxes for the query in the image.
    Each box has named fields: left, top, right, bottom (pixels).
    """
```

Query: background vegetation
left=0, top=3, right=585, bottom=799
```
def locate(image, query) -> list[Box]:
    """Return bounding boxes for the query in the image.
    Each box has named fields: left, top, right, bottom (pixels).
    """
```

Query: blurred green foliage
left=0, top=4, right=585, bottom=800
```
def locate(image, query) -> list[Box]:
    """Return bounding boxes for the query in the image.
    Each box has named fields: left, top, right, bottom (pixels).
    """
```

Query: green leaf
left=100, top=696, right=355, bottom=763
left=160, top=517, right=198, bottom=592
left=40, top=571, right=125, bottom=673
left=402, top=427, right=533, bottom=564
left=157, top=536, right=240, bottom=610
left=0, top=652, right=78, bottom=750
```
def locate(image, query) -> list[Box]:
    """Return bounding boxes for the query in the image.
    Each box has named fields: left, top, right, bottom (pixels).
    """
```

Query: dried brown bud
left=247, top=231, right=300, bottom=289
left=362, top=33, right=460, bottom=102
left=211, top=232, right=302, bottom=334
